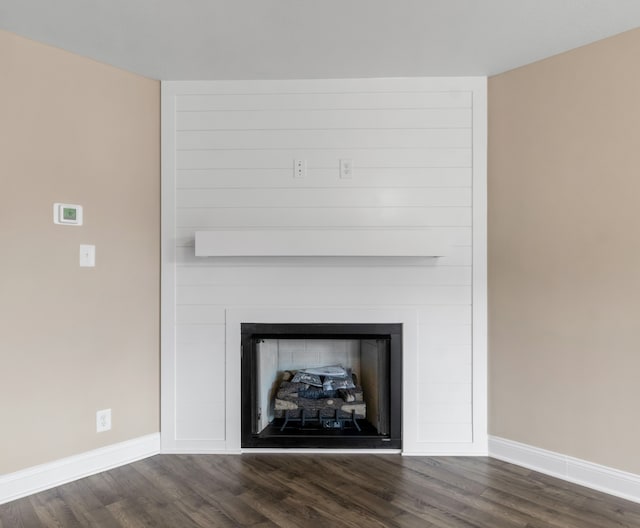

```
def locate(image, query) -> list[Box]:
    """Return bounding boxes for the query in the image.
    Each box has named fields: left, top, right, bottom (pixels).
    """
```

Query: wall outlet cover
left=294, top=159, right=306, bottom=178
left=340, top=159, right=353, bottom=179
left=96, top=409, right=111, bottom=432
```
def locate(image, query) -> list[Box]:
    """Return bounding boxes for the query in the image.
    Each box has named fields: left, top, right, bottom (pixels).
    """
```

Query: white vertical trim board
left=0, top=434, right=160, bottom=505
left=161, top=83, right=179, bottom=453
left=489, top=436, right=640, bottom=504
left=161, top=77, right=488, bottom=454
left=471, top=79, right=488, bottom=454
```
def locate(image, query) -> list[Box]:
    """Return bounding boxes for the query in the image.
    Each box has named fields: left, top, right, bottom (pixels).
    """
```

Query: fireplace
left=241, top=323, right=402, bottom=449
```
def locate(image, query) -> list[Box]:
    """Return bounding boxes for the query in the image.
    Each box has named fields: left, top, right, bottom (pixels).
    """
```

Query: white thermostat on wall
left=53, top=203, right=83, bottom=226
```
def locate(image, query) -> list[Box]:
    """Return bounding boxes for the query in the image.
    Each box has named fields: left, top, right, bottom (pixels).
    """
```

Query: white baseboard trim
left=489, top=435, right=640, bottom=504
left=403, top=451, right=488, bottom=457
left=0, top=433, right=160, bottom=505
left=403, top=441, right=488, bottom=457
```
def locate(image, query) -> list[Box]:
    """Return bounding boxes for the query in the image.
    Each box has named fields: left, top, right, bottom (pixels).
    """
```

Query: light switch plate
left=80, top=244, right=96, bottom=267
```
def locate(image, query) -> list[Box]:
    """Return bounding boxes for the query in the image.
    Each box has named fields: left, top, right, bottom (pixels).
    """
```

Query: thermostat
left=53, top=203, right=83, bottom=226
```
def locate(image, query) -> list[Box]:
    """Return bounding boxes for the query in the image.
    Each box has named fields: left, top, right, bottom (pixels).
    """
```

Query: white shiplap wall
left=162, top=78, right=487, bottom=455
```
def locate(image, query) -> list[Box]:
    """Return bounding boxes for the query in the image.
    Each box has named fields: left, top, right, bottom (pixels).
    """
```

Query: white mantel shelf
left=194, top=230, right=447, bottom=258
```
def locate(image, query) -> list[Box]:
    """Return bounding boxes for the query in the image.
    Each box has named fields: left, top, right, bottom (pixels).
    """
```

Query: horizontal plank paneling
left=176, top=108, right=472, bottom=131
left=418, top=346, right=472, bottom=384
left=176, top=265, right=471, bottom=287
left=177, top=187, right=471, bottom=208
left=175, top=332, right=226, bottom=440
left=420, top=324, right=473, bottom=346
left=176, top=91, right=472, bottom=111
left=177, top=128, right=471, bottom=150
left=165, top=78, right=482, bottom=449
left=176, top=148, right=471, bottom=170
left=177, top=284, right=471, bottom=306
left=176, top=167, right=472, bottom=189
left=419, top=403, right=473, bottom=424
left=176, top=207, right=472, bottom=228
left=175, top=302, right=473, bottom=328
left=417, top=422, right=473, bottom=443
left=176, top=401, right=226, bottom=441
left=417, top=305, right=472, bottom=326
left=176, top=305, right=226, bottom=325
left=175, top=347, right=226, bottom=396
left=418, top=382, right=472, bottom=404
left=176, top=324, right=225, bottom=346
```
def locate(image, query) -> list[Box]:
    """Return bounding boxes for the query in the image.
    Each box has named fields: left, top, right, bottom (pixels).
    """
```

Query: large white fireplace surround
left=161, top=77, right=487, bottom=455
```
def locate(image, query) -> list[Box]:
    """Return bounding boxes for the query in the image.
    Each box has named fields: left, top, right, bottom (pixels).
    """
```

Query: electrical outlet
left=294, top=159, right=306, bottom=178
left=340, top=159, right=353, bottom=179
left=96, top=408, right=111, bottom=432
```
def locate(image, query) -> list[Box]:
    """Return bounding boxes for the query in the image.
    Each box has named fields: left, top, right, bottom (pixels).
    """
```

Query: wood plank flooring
left=2, top=454, right=640, bottom=527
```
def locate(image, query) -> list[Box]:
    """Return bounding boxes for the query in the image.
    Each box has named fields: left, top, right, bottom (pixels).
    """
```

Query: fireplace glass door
left=241, top=323, right=401, bottom=449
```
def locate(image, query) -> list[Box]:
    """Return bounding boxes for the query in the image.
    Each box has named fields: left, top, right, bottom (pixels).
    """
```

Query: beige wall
left=0, top=31, right=160, bottom=474
left=489, top=29, right=640, bottom=474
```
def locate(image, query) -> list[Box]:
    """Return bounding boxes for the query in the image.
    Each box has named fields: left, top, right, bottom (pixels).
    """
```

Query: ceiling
left=2, top=0, right=640, bottom=81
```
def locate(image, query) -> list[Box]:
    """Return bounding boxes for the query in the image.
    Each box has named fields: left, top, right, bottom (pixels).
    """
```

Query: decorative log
left=274, top=396, right=366, bottom=419
left=341, top=403, right=366, bottom=416
left=274, top=399, right=298, bottom=411
left=273, top=375, right=367, bottom=421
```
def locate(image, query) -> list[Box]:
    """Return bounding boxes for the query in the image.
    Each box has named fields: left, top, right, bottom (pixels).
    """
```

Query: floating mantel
left=194, top=230, right=446, bottom=257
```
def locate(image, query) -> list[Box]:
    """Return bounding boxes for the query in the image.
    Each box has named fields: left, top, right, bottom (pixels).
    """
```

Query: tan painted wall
left=0, top=31, right=160, bottom=474
left=489, top=29, right=640, bottom=474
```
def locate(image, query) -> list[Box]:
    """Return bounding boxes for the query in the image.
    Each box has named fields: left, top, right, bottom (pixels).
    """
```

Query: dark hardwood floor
left=2, top=454, right=640, bottom=527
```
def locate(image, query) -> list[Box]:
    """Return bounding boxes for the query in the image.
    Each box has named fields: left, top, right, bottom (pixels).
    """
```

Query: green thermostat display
left=53, top=203, right=83, bottom=226
left=63, top=207, right=77, bottom=221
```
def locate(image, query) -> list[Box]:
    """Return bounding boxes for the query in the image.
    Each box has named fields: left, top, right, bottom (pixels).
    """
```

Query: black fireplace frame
left=241, top=323, right=402, bottom=449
